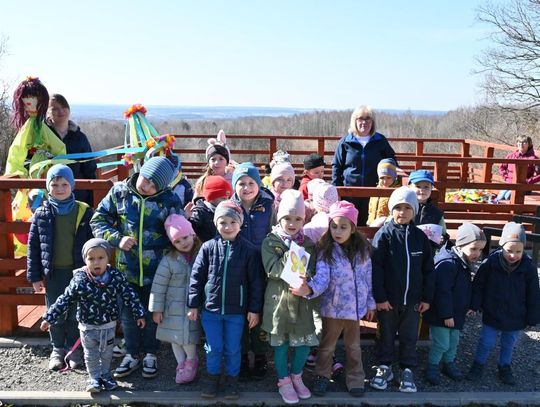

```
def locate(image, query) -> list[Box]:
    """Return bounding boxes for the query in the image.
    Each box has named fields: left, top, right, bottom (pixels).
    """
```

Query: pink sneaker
left=290, top=372, right=311, bottom=399
left=175, top=361, right=186, bottom=384
left=180, top=358, right=198, bottom=383
left=278, top=376, right=299, bottom=404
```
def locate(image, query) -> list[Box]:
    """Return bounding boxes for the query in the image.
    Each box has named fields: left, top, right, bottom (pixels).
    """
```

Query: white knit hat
left=277, top=189, right=305, bottom=221
left=388, top=186, right=419, bottom=216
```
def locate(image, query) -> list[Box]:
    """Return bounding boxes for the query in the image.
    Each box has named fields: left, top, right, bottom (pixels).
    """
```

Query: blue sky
left=1, top=0, right=491, bottom=111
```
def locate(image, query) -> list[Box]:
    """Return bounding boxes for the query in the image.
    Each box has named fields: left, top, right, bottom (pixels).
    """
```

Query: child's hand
left=417, top=302, right=430, bottom=313
left=365, top=309, right=375, bottom=322
left=466, top=309, right=476, bottom=317
left=289, top=278, right=311, bottom=297
left=152, top=312, right=163, bottom=324
left=444, top=318, right=455, bottom=328
left=184, top=202, right=194, bottom=219
left=32, top=280, right=45, bottom=293
left=247, top=312, right=259, bottom=329
left=376, top=301, right=393, bottom=311
left=40, top=320, right=49, bottom=331
left=136, top=318, right=146, bottom=329
left=187, top=308, right=199, bottom=321
left=119, top=236, right=137, bottom=251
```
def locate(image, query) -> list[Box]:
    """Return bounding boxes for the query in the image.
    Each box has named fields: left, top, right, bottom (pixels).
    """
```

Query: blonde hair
left=348, top=105, right=376, bottom=136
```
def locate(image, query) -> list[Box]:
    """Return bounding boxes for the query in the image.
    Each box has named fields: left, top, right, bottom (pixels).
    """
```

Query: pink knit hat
left=270, top=162, right=295, bottom=184
left=328, top=200, right=358, bottom=225
left=164, top=214, right=194, bottom=242
left=312, top=183, right=339, bottom=213
left=277, top=189, right=305, bottom=221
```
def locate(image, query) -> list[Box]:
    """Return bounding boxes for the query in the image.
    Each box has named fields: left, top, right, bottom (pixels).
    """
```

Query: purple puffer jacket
left=499, top=148, right=540, bottom=184
left=308, top=243, right=375, bottom=321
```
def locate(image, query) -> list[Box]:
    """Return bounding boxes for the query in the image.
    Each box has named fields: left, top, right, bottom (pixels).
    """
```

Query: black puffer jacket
left=189, top=197, right=217, bottom=242
left=188, top=235, right=264, bottom=315
left=27, top=201, right=94, bottom=283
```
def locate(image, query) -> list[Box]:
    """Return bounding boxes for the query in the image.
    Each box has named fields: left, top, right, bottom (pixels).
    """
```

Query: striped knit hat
left=140, top=156, right=176, bottom=191
left=377, top=158, right=398, bottom=180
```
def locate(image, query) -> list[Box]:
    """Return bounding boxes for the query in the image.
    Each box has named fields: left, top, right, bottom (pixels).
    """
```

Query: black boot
left=466, top=361, right=484, bottom=381
left=201, top=374, right=220, bottom=398
left=498, top=364, right=516, bottom=385
left=239, top=354, right=251, bottom=381
left=224, top=375, right=240, bottom=400
left=251, top=354, right=268, bottom=380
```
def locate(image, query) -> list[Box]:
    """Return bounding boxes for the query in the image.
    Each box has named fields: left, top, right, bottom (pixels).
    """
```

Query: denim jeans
left=201, top=311, right=244, bottom=376
left=428, top=326, right=460, bottom=364
left=497, top=190, right=511, bottom=201
left=121, top=283, right=160, bottom=356
left=45, top=268, right=79, bottom=349
left=474, top=324, right=521, bottom=366
left=80, top=325, right=116, bottom=380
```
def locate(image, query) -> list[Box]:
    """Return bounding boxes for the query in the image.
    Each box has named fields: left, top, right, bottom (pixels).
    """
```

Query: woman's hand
left=376, top=301, right=393, bottom=311
left=119, top=236, right=137, bottom=251
left=247, top=312, right=259, bottom=329
left=152, top=312, right=163, bottom=324
left=187, top=308, right=199, bottom=321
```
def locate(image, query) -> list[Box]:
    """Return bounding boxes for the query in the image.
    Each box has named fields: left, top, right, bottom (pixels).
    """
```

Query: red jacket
left=499, top=148, right=540, bottom=184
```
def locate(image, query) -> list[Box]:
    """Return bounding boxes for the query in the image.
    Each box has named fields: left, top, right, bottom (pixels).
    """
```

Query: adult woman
left=47, top=94, right=97, bottom=205
left=332, top=106, right=397, bottom=225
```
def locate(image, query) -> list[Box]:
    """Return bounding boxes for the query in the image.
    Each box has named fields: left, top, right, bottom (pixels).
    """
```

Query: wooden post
left=269, top=138, right=277, bottom=163
left=415, top=141, right=424, bottom=170
left=534, top=206, right=540, bottom=265
left=317, top=138, right=325, bottom=157
left=482, top=146, right=495, bottom=182
left=460, top=141, right=470, bottom=182
left=434, top=161, right=448, bottom=206
left=510, top=162, right=527, bottom=205
left=0, top=189, right=17, bottom=336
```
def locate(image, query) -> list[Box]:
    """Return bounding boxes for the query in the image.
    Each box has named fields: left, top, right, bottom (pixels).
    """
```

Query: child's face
left=209, top=154, right=227, bottom=176
left=379, top=175, right=395, bottom=188
left=306, top=166, right=325, bottom=180
left=272, top=175, right=295, bottom=194
left=392, top=203, right=414, bottom=225
left=330, top=216, right=354, bottom=245
left=48, top=176, right=72, bottom=200
left=502, top=241, right=524, bottom=264
left=460, top=240, right=487, bottom=263
left=410, top=181, right=432, bottom=204
left=136, top=175, right=157, bottom=196
left=235, top=176, right=259, bottom=204
left=216, top=215, right=241, bottom=241
left=172, top=234, right=195, bottom=253
left=85, top=247, right=109, bottom=276
left=279, top=215, right=304, bottom=236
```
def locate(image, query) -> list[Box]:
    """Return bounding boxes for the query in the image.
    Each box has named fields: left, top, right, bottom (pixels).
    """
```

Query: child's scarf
left=48, top=193, right=76, bottom=215
left=272, top=224, right=304, bottom=248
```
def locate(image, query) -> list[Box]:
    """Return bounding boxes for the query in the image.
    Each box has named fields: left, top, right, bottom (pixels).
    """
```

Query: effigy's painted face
left=22, top=97, right=38, bottom=114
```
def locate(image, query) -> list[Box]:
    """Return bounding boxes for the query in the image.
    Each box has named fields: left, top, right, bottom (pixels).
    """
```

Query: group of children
left=28, top=143, right=540, bottom=402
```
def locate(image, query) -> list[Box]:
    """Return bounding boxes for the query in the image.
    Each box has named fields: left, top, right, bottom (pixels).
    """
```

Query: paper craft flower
left=124, top=104, right=147, bottom=118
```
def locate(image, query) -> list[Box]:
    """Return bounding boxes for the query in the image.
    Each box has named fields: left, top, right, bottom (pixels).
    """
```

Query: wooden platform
left=16, top=305, right=46, bottom=336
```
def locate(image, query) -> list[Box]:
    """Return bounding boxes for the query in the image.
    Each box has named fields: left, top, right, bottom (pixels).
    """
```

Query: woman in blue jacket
left=332, top=106, right=396, bottom=225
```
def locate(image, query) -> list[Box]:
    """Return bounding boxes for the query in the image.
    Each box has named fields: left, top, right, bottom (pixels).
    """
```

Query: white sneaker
left=113, top=354, right=140, bottom=378
left=399, top=368, right=417, bottom=393
left=370, top=364, right=394, bottom=390
left=142, top=353, right=158, bottom=379
left=112, top=339, right=126, bottom=358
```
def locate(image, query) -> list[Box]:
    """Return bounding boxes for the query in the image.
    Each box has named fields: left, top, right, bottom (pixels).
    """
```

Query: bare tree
left=0, top=37, right=13, bottom=173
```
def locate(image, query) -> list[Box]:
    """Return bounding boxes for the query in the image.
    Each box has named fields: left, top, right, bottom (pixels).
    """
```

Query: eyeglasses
left=356, top=117, right=372, bottom=122
left=517, top=141, right=528, bottom=145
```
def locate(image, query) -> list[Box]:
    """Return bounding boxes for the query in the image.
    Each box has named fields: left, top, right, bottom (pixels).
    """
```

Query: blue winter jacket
left=424, top=247, right=473, bottom=330
left=188, top=235, right=264, bottom=315
left=27, top=201, right=94, bottom=283
left=332, top=132, right=396, bottom=187
left=471, top=249, right=540, bottom=331
left=372, top=220, right=435, bottom=307
left=232, top=187, right=274, bottom=248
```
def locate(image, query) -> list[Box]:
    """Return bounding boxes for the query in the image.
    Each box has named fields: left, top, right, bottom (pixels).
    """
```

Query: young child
left=303, top=182, right=339, bottom=244
left=40, top=238, right=146, bottom=393
left=149, top=214, right=202, bottom=384
left=261, top=163, right=272, bottom=189
left=188, top=200, right=264, bottom=399
left=367, top=158, right=400, bottom=227
left=408, top=169, right=447, bottom=249
left=497, top=135, right=540, bottom=201
left=90, top=156, right=182, bottom=379
left=424, top=223, right=487, bottom=385
left=299, top=153, right=326, bottom=199
left=27, top=164, right=94, bottom=371
left=194, top=131, right=233, bottom=198
left=291, top=200, right=375, bottom=397
left=261, top=189, right=317, bottom=404
left=189, top=175, right=233, bottom=242
left=269, top=161, right=296, bottom=209
left=467, top=222, right=540, bottom=385
left=303, top=178, right=327, bottom=223
left=231, top=162, right=274, bottom=379
left=371, top=186, right=435, bottom=393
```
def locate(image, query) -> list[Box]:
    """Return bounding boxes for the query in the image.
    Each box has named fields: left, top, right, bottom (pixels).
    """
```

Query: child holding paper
left=261, top=189, right=317, bottom=404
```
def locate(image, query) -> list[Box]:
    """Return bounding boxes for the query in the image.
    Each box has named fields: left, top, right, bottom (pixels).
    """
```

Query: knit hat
left=205, top=129, right=230, bottom=163
left=455, top=223, right=486, bottom=247
left=214, top=199, right=244, bottom=226
left=270, top=162, right=295, bottom=184
left=328, top=200, right=358, bottom=225
left=82, top=238, right=112, bottom=260
left=270, top=150, right=291, bottom=168
left=232, top=162, right=261, bottom=187
left=500, top=222, right=526, bottom=247
left=46, top=164, right=75, bottom=190
left=303, top=153, right=325, bottom=170
left=203, top=175, right=233, bottom=202
left=312, top=183, right=339, bottom=213
left=408, top=169, right=434, bottom=186
left=164, top=214, right=194, bottom=242
left=388, top=186, right=419, bottom=216
left=377, top=158, right=398, bottom=180
left=140, top=156, right=176, bottom=191
left=307, top=178, right=326, bottom=196
left=277, top=189, right=305, bottom=221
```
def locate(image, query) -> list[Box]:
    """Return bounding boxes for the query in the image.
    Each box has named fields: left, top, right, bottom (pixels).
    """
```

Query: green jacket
left=261, top=232, right=317, bottom=337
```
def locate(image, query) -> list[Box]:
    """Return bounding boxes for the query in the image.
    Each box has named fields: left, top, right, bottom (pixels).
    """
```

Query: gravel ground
left=1, top=313, right=539, bottom=394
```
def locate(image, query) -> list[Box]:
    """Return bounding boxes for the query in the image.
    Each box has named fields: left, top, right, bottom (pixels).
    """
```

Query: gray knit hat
left=82, top=238, right=112, bottom=259
left=500, top=222, right=526, bottom=247
left=140, top=156, right=176, bottom=192
left=456, top=223, right=486, bottom=247
left=388, top=186, right=419, bottom=216
left=214, top=199, right=244, bottom=226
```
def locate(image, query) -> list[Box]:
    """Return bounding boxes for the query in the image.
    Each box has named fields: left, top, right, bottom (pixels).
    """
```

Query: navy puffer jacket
left=27, top=201, right=94, bottom=283
left=232, top=187, right=274, bottom=249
